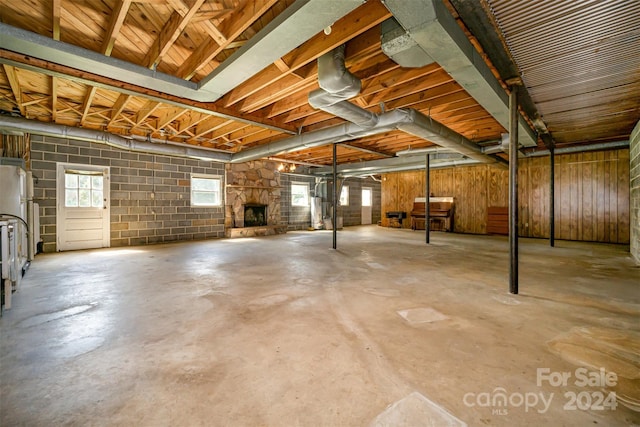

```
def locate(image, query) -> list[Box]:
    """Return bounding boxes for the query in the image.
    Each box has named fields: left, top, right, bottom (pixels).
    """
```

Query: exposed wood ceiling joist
left=0, top=0, right=634, bottom=166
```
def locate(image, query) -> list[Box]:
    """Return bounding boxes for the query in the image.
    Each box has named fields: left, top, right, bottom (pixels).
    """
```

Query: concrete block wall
left=30, top=135, right=225, bottom=252
left=280, top=174, right=314, bottom=230
left=630, top=120, right=640, bottom=264
left=340, top=178, right=382, bottom=226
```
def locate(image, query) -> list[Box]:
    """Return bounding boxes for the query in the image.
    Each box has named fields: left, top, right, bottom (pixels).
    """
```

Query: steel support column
left=425, top=154, right=430, bottom=244
left=332, top=143, right=337, bottom=250
left=509, top=87, right=519, bottom=294
left=550, top=147, right=555, bottom=247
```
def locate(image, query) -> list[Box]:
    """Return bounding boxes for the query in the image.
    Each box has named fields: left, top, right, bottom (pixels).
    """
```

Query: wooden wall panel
left=487, top=167, right=508, bottom=207
left=380, top=149, right=630, bottom=243
left=617, top=149, right=630, bottom=242
left=549, top=149, right=629, bottom=243
left=518, top=156, right=549, bottom=238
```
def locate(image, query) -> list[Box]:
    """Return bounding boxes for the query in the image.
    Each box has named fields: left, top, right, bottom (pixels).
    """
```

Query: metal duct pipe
left=398, top=109, right=506, bottom=166
left=231, top=107, right=501, bottom=165
left=395, top=146, right=456, bottom=156
left=339, top=158, right=480, bottom=177
left=307, top=96, right=379, bottom=128
left=230, top=109, right=408, bottom=163
left=0, top=116, right=232, bottom=162
left=308, top=46, right=379, bottom=128
left=233, top=47, right=501, bottom=165
left=482, top=144, right=505, bottom=155
left=524, top=140, right=629, bottom=157
left=311, top=151, right=467, bottom=175
left=317, top=45, right=361, bottom=97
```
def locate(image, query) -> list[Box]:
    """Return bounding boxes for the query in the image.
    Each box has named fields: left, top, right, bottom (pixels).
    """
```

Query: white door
left=361, top=187, right=372, bottom=225
left=56, top=163, right=110, bottom=251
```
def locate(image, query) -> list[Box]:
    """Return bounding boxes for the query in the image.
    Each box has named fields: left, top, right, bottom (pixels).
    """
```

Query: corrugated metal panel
left=487, top=0, right=640, bottom=144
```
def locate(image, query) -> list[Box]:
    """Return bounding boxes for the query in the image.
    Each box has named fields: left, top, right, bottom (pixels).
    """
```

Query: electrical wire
left=0, top=213, right=29, bottom=231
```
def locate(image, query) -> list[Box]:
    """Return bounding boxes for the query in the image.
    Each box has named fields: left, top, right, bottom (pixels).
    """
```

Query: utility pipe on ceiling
left=0, top=116, right=232, bottom=162
left=308, top=45, right=502, bottom=165
left=523, top=140, right=629, bottom=157
left=338, top=158, right=481, bottom=177
left=395, top=146, right=456, bottom=156
left=233, top=44, right=504, bottom=165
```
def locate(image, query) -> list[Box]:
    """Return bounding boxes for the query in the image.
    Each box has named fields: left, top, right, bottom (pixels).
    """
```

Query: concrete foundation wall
left=280, top=174, right=315, bottom=231
left=30, top=135, right=385, bottom=250
left=340, top=178, right=382, bottom=226
left=630, top=121, right=640, bottom=264
left=31, top=135, right=225, bottom=252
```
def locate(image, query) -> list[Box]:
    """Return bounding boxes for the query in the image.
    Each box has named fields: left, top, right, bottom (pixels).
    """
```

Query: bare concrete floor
left=1, top=226, right=639, bottom=426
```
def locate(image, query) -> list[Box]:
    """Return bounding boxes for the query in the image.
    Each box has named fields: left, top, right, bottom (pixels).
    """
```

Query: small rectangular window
left=191, top=174, right=222, bottom=207
left=291, top=182, right=309, bottom=207
left=64, top=171, right=103, bottom=208
left=340, top=185, right=349, bottom=206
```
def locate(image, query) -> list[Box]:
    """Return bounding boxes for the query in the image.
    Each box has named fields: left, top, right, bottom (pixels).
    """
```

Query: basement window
left=191, top=174, right=222, bottom=207
left=291, top=182, right=309, bottom=207
left=340, top=185, right=349, bottom=206
left=64, top=172, right=103, bottom=208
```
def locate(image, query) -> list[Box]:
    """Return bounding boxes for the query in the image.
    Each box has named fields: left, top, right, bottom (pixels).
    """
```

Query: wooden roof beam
left=191, top=117, right=234, bottom=140
left=108, top=93, right=131, bottom=128
left=177, top=0, right=279, bottom=80
left=383, top=82, right=466, bottom=111
left=3, top=64, right=25, bottom=116
left=239, top=74, right=317, bottom=113
left=134, top=100, right=161, bottom=125
left=364, top=69, right=454, bottom=107
left=0, top=49, right=296, bottom=134
left=192, top=8, right=234, bottom=23
left=156, top=106, right=188, bottom=131
left=173, top=111, right=208, bottom=136
left=21, top=96, right=50, bottom=107
left=52, top=0, right=62, bottom=41
left=201, top=21, right=228, bottom=46
left=144, top=0, right=206, bottom=69
left=80, top=86, right=97, bottom=126
left=101, top=0, right=132, bottom=56
left=78, top=1, right=131, bottom=130
left=51, top=76, right=57, bottom=122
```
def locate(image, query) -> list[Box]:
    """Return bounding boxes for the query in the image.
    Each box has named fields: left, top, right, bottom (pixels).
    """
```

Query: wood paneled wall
left=381, top=149, right=630, bottom=243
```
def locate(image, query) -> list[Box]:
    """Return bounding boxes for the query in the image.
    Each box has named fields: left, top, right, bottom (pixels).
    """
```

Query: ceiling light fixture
left=278, top=163, right=297, bottom=173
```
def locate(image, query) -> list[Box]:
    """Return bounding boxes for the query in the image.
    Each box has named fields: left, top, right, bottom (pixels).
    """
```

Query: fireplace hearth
left=244, top=204, right=267, bottom=227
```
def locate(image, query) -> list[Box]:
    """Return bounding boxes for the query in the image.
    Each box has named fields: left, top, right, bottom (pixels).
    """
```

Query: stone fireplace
left=244, top=204, right=267, bottom=227
left=225, top=160, right=286, bottom=238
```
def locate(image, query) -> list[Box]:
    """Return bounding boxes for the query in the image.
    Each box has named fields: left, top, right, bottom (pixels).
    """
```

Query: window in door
left=64, top=172, right=104, bottom=208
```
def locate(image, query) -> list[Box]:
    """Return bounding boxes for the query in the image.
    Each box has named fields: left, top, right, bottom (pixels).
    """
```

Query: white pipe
left=1, top=221, right=8, bottom=280
left=26, top=171, right=34, bottom=261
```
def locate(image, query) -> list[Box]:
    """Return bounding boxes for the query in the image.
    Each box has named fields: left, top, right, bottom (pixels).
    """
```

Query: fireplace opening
left=244, top=204, right=267, bottom=227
